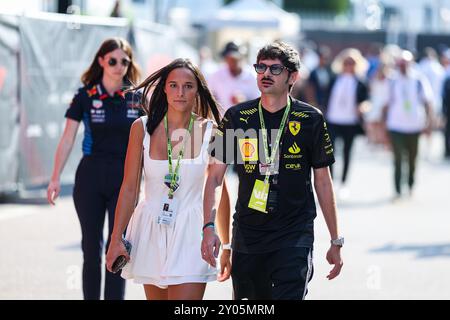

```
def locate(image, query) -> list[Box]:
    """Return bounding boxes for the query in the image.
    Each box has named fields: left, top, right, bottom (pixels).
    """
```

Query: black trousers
left=73, top=156, right=126, bottom=300
left=231, top=247, right=313, bottom=300
left=328, top=123, right=361, bottom=183
left=388, top=131, right=420, bottom=195
left=445, top=118, right=450, bottom=158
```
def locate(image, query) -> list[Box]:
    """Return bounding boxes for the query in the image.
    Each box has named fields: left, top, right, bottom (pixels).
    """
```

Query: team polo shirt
left=65, top=82, right=144, bottom=158
left=210, top=97, right=335, bottom=253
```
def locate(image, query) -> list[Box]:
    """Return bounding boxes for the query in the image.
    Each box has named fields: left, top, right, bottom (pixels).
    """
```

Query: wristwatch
left=330, top=237, right=344, bottom=247
left=222, top=243, right=232, bottom=250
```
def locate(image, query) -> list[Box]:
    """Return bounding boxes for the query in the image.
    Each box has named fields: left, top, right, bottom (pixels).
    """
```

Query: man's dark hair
left=256, top=41, right=301, bottom=72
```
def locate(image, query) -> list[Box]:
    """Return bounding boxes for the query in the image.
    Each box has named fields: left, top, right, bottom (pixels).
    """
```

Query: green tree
left=224, top=1, right=349, bottom=14
left=284, top=0, right=350, bottom=13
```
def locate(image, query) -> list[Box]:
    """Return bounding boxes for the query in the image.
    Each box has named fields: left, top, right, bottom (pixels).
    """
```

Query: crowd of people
left=288, top=43, right=449, bottom=198
left=202, top=40, right=450, bottom=199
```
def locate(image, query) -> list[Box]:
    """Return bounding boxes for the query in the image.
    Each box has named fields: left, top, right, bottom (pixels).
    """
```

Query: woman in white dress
left=364, top=63, right=390, bottom=146
left=105, top=58, right=230, bottom=300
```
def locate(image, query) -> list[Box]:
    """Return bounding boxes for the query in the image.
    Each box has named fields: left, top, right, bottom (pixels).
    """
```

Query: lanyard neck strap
left=258, top=97, right=291, bottom=184
left=164, top=112, right=195, bottom=197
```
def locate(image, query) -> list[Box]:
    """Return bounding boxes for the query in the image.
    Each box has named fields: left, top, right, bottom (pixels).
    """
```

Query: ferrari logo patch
left=289, top=121, right=301, bottom=136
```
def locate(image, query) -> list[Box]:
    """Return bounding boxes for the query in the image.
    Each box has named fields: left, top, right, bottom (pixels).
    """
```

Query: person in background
left=418, top=47, right=444, bottom=115
left=207, top=41, right=260, bottom=113
left=365, top=43, right=383, bottom=81
left=442, top=49, right=450, bottom=159
left=47, top=37, right=142, bottom=300
left=326, top=48, right=369, bottom=197
left=305, top=45, right=334, bottom=114
left=364, top=62, right=391, bottom=147
left=384, top=50, right=433, bottom=198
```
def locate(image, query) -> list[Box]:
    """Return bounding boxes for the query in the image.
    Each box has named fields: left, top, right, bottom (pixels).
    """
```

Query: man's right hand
left=218, top=249, right=232, bottom=282
left=47, top=180, right=61, bottom=205
left=201, top=228, right=220, bottom=268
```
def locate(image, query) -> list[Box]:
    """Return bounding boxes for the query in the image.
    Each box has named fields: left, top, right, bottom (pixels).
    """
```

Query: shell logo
left=242, top=142, right=255, bottom=157
left=238, top=138, right=258, bottom=161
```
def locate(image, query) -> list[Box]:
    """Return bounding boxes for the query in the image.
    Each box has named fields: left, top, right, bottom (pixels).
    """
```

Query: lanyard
left=401, top=78, right=412, bottom=112
left=164, top=112, right=194, bottom=198
left=258, top=97, right=291, bottom=185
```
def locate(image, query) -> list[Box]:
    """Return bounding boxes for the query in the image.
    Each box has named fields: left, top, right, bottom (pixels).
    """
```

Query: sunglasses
left=343, top=59, right=356, bottom=66
left=108, top=57, right=131, bottom=67
left=253, top=63, right=290, bottom=75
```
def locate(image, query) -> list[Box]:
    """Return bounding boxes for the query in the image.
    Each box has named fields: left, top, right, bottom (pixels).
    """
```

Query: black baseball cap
left=221, top=41, right=243, bottom=58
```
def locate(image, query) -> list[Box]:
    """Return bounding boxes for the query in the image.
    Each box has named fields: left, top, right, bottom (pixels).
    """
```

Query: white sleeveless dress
left=121, top=116, right=217, bottom=288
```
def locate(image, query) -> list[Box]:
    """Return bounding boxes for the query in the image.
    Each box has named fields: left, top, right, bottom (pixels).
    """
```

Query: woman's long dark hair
left=131, top=58, right=222, bottom=135
left=81, top=37, right=141, bottom=86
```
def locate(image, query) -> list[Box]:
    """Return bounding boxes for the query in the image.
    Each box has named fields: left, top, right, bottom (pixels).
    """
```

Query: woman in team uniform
left=47, top=37, right=141, bottom=300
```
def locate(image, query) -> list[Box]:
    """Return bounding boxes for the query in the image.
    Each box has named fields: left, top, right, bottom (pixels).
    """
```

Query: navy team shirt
left=65, top=81, right=144, bottom=158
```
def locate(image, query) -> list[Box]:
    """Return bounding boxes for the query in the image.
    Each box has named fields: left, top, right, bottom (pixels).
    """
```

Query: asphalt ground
left=1, top=133, right=449, bottom=299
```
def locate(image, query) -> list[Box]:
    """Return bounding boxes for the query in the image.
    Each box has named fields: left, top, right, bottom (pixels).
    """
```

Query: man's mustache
left=261, top=77, right=274, bottom=83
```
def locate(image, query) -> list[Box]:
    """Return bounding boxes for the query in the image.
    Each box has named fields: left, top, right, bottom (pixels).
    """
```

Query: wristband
left=222, top=243, right=231, bottom=250
left=202, top=222, right=215, bottom=231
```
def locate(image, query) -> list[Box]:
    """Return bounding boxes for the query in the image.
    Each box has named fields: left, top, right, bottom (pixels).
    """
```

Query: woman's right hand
left=47, top=180, right=61, bottom=205
left=106, top=237, right=130, bottom=273
left=201, top=228, right=220, bottom=268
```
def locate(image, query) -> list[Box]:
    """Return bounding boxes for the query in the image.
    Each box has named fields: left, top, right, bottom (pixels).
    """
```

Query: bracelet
left=222, top=243, right=231, bottom=250
left=202, top=222, right=215, bottom=231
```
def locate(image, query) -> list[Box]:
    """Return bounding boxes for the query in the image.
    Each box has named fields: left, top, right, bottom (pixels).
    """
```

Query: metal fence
left=0, top=12, right=197, bottom=194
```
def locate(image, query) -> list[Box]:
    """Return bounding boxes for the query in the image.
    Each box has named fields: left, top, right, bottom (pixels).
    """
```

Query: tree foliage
left=284, top=0, right=350, bottom=13
left=224, top=0, right=350, bottom=14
